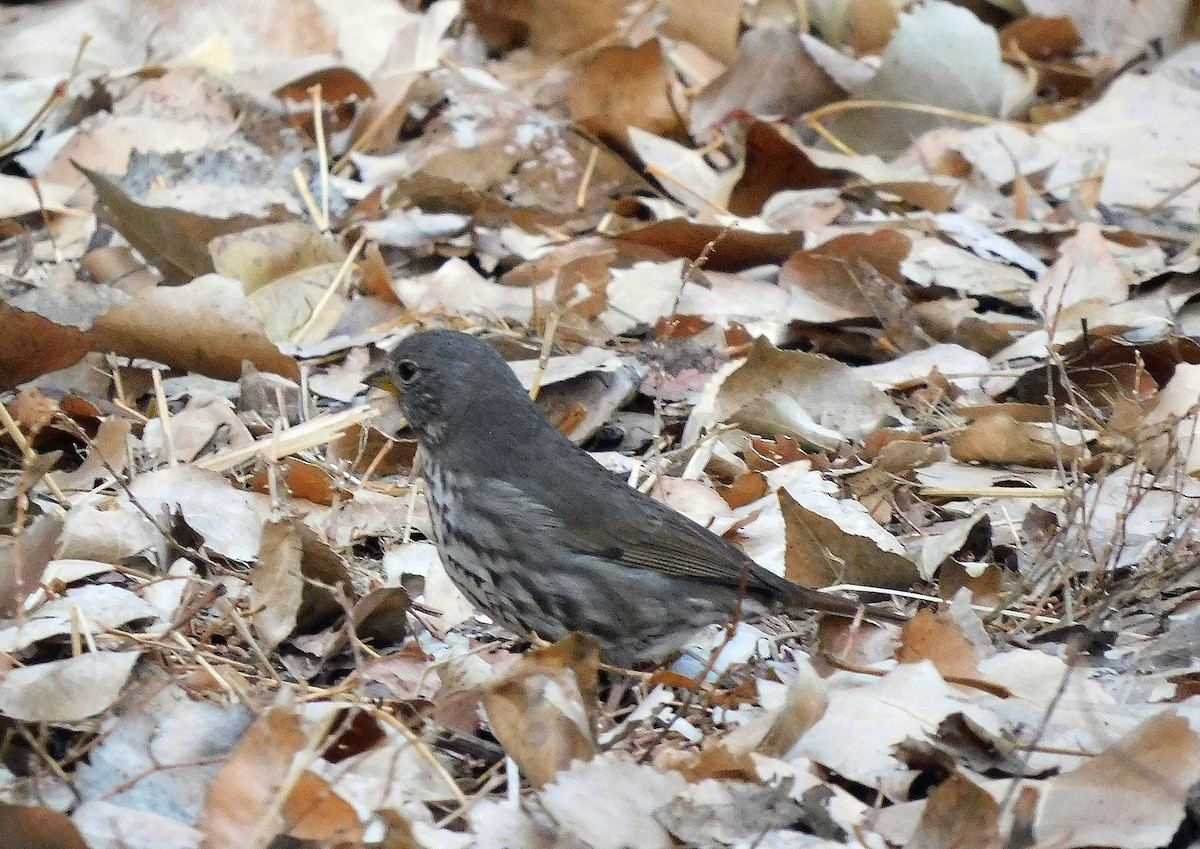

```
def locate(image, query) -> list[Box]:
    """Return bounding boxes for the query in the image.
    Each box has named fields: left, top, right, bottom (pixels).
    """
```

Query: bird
left=382, top=328, right=903, bottom=667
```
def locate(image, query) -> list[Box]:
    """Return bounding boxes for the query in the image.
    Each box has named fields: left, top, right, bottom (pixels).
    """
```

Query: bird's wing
left=600, top=503, right=785, bottom=592
left=467, top=466, right=890, bottom=620
left=530, top=467, right=794, bottom=597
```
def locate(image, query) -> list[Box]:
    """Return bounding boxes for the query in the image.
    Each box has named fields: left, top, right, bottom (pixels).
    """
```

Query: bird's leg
left=598, top=663, right=652, bottom=719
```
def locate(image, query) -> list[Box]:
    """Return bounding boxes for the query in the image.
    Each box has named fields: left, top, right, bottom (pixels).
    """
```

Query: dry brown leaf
left=778, top=229, right=912, bottom=323
left=197, top=706, right=308, bottom=847
left=903, top=513, right=990, bottom=581
left=274, top=66, right=374, bottom=103
left=4, top=388, right=58, bottom=439
left=950, top=411, right=1084, bottom=468
left=755, top=657, right=830, bottom=757
left=209, top=222, right=345, bottom=294
left=90, top=273, right=300, bottom=381
left=0, top=510, right=59, bottom=618
left=825, top=3, right=1005, bottom=158
left=939, top=560, right=1004, bottom=605
left=794, top=662, right=978, bottom=785
left=392, top=258, right=550, bottom=325
left=691, top=31, right=844, bottom=139
left=40, top=68, right=242, bottom=190
left=628, top=127, right=740, bottom=212
left=660, top=0, right=740, bottom=65
left=464, top=0, right=736, bottom=63
left=281, top=770, right=364, bottom=842
left=567, top=40, right=685, bottom=156
left=727, top=122, right=850, bottom=217
left=1025, top=0, right=1186, bottom=66
left=80, top=164, right=293, bottom=286
left=610, top=220, right=804, bottom=272
left=0, top=803, right=90, bottom=849
left=852, top=178, right=958, bottom=212
left=80, top=246, right=160, bottom=294
left=481, top=633, right=599, bottom=788
left=72, top=800, right=205, bottom=849
left=246, top=262, right=348, bottom=344
left=349, top=587, right=411, bottom=650
left=1036, top=711, right=1200, bottom=848
left=249, top=520, right=307, bottom=650
left=1030, top=223, right=1129, bottom=319
left=0, top=303, right=91, bottom=389
left=1000, top=14, right=1082, bottom=59
left=463, top=0, right=624, bottom=56
left=143, top=393, right=253, bottom=465
left=684, top=336, right=900, bottom=449
left=902, top=236, right=1034, bottom=304
left=1146, top=362, right=1200, bottom=475
left=125, top=466, right=265, bottom=561
left=1040, top=70, right=1200, bottom=225
left=896, top=610, right=981, bottom=681
left=846, top=0, right=901, bottom=55
left=779, top=481, right=919, bottom=590
left=249, top=518, right=353, bottom=649
left=906, top=772, right=1001, bottom=849
left=538, top=755, right=687, bottom=849
left=672, top=743, right=760, bottom=783
left=0, top=584, right=157, bottom=653
left=249, top=458, right=337, bottom=506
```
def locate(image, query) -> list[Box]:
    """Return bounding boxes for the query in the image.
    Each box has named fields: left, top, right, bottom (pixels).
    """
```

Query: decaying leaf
left=538, top=755, right=687, bottom=849
left=824, top=2, right=1006, bottom=157
left=778, top=472, right=919, bottom=589
left=685, top=336, right=900, bottom=449
left=481, top=633, right=600, bottom=788
left=906, top=772, right=1001, bottom=849
left=249, top=518, right=353, bottom=649
left=1036, top=711, right=1200, bottom=848
left=197, top=706, right=309, bottom=846
left=0, top=651, right=141, bottom=722
left=90, top=274, right=301, bottom=381
left=79, top=165, right=293, bottom=286
left=0, top=803, right=89, bottom=849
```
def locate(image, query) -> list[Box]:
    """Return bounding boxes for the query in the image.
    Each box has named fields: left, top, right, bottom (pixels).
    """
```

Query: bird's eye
left=396, top=360, right=419, bottom=383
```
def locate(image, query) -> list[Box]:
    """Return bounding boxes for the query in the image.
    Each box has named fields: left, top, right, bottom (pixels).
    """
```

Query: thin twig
left=368, top=707, right=470, bottom=808
left=151, top=368, right=178, bottom=467
left=308, top=84, right=331, bottom=231
left=192, top=405, right=378, bottom=473
left=803, top=99, right=1031, bottom=157
left=292, top=233, right=368, bottom=344
left=292, top=167, right=325, bottom=229
left=528, top=310, right=560, bottom=402
left=576, top=144, right=599, bottom=210
left=0, top=402, right=67, bottom=503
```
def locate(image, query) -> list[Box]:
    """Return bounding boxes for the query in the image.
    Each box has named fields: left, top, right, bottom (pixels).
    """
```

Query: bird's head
left=380, top=329, right=526, bottom=446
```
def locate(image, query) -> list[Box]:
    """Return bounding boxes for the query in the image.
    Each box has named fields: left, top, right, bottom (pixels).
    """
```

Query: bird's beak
left=364, top=369, right=398, bottom=395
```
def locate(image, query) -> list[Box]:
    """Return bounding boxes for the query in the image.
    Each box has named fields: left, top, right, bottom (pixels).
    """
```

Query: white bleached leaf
left=0, top=651, right=141, bottom=722
left=0, top=585, right=159, bottom=653
left=827, top=2, right=1004, bottom=158
left=124, top=467, right=265, bottom=562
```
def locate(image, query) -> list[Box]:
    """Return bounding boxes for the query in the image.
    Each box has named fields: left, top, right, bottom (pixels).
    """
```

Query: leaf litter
left=5, top=1, right=1200, bottom=847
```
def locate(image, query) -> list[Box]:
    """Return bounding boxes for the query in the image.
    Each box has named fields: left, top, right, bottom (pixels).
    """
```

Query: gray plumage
left=387, top=329, right=898, bottom=666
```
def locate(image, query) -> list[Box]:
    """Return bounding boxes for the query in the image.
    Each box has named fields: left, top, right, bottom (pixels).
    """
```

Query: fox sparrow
left=385, top=329, right=903, bottom=666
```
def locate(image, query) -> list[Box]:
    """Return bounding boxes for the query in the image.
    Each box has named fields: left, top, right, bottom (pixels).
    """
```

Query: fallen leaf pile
left=4, top=1, right=1200, bottom=847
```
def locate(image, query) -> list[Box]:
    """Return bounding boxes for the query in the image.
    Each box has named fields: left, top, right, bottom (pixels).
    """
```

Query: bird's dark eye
left=396, top=360, right=419, bottom=383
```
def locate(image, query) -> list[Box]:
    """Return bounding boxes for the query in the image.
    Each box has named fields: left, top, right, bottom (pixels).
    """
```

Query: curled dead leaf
left=480, top=633, right=600, bottom=788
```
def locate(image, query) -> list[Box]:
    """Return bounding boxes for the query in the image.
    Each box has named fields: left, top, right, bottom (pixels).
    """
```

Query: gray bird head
left=385, top=329, right=527, bottom=445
